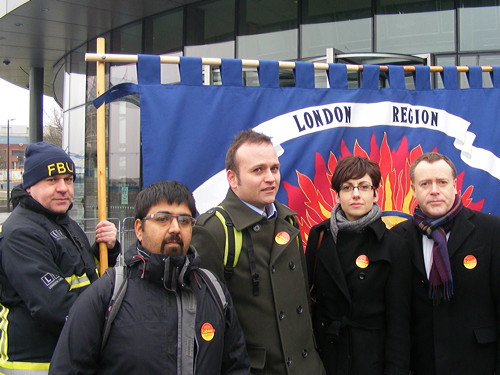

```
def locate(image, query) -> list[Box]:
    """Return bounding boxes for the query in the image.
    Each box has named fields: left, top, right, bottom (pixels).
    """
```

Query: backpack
left=213, top=206, right=261, bottom=296
left=101, top=265, right=227, bottom=349
left=213, top=207, right=244, bottom=280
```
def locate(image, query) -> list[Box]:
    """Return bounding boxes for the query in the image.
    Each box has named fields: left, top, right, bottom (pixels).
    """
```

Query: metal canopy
left=0, top=0, right=198, bottom=96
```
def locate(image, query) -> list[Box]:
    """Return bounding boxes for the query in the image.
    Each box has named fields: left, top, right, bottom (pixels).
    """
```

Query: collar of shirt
left=242, top=201, right=277, bottom=219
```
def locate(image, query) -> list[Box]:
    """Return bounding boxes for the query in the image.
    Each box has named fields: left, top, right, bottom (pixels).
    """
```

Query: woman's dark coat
left=306, top=218, right=411, bottom=375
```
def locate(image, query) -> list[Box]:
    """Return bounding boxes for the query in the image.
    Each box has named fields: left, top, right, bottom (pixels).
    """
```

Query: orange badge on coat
left=275, top=231, right=290, bottom=245
left=201, top=322, right=215, bottom=341
left=356, top=255, right=369, bottom=269
left=463, top=255, right=477, bottom=269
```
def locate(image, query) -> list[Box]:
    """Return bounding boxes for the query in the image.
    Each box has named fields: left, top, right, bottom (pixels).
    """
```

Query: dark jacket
left=0, top=187, right=120, bottom=371
left=392, top=207, right=500, bottom=375
left=49, top=244, right=250, bottom=375
left=192, top=189, right=325, bottom=375
left=306, top=218, right=411, bottom=375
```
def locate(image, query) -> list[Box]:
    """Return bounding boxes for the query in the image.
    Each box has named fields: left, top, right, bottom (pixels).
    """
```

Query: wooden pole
left=96, top=37, right=108, bottom=275
left=85, top=52, right=494, bottom=73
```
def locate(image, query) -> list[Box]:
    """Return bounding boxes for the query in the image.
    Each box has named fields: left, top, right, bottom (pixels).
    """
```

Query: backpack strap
left=0, top=232, right=4, bottom=268
left=243, top=229, right=260, bottom=296
left=101, top=265, right=128, bottom=350
left=309, top=228, right=325, bottom=306
left=213, top=206, right=242, bottom=280
left=197, top=268, right=228, bottom=323
left=213, top=206, right=259, bottom=295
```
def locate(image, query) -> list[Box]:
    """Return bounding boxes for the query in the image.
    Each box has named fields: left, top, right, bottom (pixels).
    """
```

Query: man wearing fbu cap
left=0, top=142, right=120, bottom=374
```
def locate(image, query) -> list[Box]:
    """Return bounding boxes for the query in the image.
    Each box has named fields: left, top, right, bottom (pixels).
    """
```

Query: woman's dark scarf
left=413, top=194, right=463, bottom=304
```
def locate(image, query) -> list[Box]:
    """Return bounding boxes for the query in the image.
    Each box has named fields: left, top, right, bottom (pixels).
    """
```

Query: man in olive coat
left=192, top=130, right=325, bottom=375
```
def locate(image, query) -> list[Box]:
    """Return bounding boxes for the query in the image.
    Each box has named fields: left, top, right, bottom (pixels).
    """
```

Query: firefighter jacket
left=49, top=244, right=250, bottom=375
left=0, top=188, right=120, bottom=373
left=192, top=189, right=326, bottom=375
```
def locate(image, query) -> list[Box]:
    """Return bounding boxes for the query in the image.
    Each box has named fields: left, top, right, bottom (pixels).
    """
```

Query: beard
left=159, top=234, right=184, bottom=255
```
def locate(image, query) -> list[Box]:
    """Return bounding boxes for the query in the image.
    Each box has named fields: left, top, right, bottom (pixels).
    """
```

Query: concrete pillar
left=29, top=67, right=44, bottom=143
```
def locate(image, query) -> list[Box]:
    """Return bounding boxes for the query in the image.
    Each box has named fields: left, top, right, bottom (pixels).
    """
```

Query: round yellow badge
left=201, top=322, right=215, bottom=341
left=355, top=255, right=369, bottom=269
left=463, top=255, right=477, bottom=270
left=275, top=231, right=290, bottom=245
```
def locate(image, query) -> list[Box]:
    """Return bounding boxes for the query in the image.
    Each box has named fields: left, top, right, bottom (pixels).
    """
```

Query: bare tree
left=43, top=105, right=63, bottom=147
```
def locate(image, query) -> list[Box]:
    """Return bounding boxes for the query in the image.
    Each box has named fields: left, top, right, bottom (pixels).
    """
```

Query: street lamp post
left=6, top=118, right=15, bottom=212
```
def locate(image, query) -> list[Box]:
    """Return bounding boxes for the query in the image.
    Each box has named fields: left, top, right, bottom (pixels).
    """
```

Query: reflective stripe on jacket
left=0, top=195, right=119, bottom=366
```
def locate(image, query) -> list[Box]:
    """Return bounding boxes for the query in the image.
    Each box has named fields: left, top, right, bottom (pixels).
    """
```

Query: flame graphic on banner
left=283, top=133, right=485, bottom=248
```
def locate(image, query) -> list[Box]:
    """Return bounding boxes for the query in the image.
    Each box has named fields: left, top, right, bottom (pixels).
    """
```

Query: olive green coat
left=192, top=189, right=325, bottom=375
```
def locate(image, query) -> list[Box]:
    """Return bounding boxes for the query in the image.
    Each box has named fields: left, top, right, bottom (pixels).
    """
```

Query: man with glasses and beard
left=50, top=181, right=249, bottom=375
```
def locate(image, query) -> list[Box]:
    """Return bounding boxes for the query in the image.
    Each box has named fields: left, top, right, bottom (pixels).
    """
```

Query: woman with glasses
left=306, top=156, right=411, bottom=375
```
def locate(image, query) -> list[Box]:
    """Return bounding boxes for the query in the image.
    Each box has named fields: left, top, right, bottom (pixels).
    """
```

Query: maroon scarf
left=413, top=194, right=463, bottom=304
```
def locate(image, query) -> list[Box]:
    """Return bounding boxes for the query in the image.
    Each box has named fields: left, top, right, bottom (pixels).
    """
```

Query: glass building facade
left=54, top=0, right=500, bottom=222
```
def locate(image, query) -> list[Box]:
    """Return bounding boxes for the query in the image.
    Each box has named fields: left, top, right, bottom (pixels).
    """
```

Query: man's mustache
left=160, top=235, right=184, bottom=254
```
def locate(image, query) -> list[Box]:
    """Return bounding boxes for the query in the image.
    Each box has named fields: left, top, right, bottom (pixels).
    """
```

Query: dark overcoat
left=392, top=207, right=500, bottom=375
left=306, top=218, right=411, bottom=375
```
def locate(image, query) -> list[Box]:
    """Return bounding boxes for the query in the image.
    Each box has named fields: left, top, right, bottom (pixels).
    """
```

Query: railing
left=120, top=217, right=137, bottom=253
left=77, top=217, right=137, bottom=264
left=74, top=217, right=121, bottom=244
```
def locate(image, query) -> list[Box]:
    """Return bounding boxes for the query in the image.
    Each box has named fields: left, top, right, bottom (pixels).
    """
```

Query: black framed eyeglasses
left=340, top=184, right=375, bottom=193
left=141, top=212, right=196, bottom=227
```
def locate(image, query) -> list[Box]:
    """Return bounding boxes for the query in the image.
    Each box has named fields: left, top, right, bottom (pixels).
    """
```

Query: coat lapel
left=447, top=209, right=474, bottom=258
left=269, top=217, right=300, bottom=265
left=317, top=233, right=351, bottom=303
left=401, top=222, right=428, bottom=280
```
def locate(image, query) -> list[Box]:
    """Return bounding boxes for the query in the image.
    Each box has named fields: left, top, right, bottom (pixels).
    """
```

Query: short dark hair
left=331, top=156, right=381, bottom=193
left=225, top=130, right=273, bottom=173
left=409, top=152, right=457, bottom=183
left=134, top=181, right=196, bottom=220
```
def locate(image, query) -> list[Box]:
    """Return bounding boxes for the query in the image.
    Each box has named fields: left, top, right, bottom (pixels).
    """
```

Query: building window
left=375, top=0, right=455, bottom=54
left=144, top=9, right=184, bottom=54
left=238, top=0, right=297, bottom=36
left=186, top=0, right=235, bottom=46
left=111, top=21, right=142, bottom=54
left=237, top=0, right=298, bottom=60
left=300, top=0, right=372, bottom=57
left=459, top=1, right=500, bottom=52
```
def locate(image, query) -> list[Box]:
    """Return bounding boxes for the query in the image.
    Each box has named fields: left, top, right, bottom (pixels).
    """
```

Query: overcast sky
left=0, top=78, right=59, bottom=132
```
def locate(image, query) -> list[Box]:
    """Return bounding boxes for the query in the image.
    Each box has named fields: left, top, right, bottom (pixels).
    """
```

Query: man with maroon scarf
left=392, top=152, right=500, bottom=375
